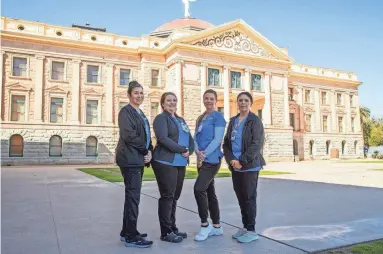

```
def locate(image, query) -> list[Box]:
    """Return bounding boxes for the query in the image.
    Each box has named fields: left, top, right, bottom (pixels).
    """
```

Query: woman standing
left=115, top=81, right=153, bottom=248
left=152, top=92, right=195, bottom=243
left=193, top=89, right=226, bottom=241
left=223, top=91, right=266, bottom=243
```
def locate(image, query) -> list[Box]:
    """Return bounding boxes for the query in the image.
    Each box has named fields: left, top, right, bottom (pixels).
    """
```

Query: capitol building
left=0, top=13, right=363, bottom=165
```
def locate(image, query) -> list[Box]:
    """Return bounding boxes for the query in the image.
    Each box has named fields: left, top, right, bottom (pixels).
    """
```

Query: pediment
left=115, top=90, right=128, bottom=98
left=5, top=82, right=31, bottom=91
left=82, top=88, right=104, bottom=96
left=148, top=91, right=163, bottom=98
left=180, top=20, right=291, bottom=62
left=45, top=85, right=68, bottom=94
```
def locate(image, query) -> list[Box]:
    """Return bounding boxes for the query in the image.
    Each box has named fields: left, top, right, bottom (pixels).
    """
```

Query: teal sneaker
left=232, top=228, right=247, bottom=239
left=237, top=231, right=259, bottom=243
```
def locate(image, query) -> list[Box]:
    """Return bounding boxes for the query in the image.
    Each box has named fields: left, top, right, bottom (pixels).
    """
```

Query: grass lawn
left=325, top=239, right=383, bottom=254
left=374, top=168, right=383, bottom=171
left=78, top=166, right=292, bottom=183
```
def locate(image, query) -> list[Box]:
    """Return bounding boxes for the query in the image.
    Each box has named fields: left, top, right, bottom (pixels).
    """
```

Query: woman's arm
left=238, top=117, right=264, bottom=166
left=223, top=121, right=236, bottom=164
left=153, top=114, right=187, bottom=153
left=118, top=108, right=148, bottom=155
left=202, top=126, right=225, bottom=156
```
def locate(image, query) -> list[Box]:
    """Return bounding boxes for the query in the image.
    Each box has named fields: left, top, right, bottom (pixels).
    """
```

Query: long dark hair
left=160, top=92, right=180, bottom=118
left=196, top=89, right=219, bottom=127
left=237, top=91, right=253, bottom=105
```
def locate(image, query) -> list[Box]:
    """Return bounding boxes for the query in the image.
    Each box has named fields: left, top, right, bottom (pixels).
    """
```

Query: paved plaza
left=2, top=161, right=383, bottom=253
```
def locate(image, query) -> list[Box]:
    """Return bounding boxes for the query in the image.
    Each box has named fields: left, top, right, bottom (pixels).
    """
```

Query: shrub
left=377, top=154, right=383, bottom=160
left=372, top=151, right=379, bottom=158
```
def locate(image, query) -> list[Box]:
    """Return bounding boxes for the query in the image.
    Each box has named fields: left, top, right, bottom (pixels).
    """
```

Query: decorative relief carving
left=304, top=105, right=315, bottom=112
left=192, top=30, right=278, bottom=59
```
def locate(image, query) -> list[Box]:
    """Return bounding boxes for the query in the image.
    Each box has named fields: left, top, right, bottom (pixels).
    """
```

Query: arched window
left=341, top=140, right=346, bottom=155
left=86, top=136, right=98, bottom=157
left=293, top=140, right=298, bottom=155
left=354, top=141, right=358, bottom=154
left=9, top=134, right=24, bottom=157
left=309, top=140, right=314, bottom=156
left=326, top=140, right=331, bottom=155
left=49, top=135, right=62, bottom=157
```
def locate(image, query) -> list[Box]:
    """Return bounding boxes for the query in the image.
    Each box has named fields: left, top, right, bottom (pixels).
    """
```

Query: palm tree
left=360, top=106, right=371, bottom=148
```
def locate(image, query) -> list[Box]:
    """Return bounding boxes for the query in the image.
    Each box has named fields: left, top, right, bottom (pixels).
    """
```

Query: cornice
left=289, top=72, right=362, bottom=86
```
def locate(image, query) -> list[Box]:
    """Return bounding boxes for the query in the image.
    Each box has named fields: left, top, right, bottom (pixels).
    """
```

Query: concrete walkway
left=2, top=165, right=383, bottom=253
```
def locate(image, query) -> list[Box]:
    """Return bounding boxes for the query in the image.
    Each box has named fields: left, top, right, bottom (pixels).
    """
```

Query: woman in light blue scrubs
left=223, top=91, right=266, bottom=244
left=193, top=89, right=226, bottom=241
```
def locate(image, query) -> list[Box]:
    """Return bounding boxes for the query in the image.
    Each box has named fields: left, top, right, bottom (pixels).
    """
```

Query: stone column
left=0, top=51, right=4, bottom=121
left=223, top=65, right=230, bottom=121
left=71, top=59, right=81, bottom=124
left=263, top=72, right=272, bottom=125
left=315, top=88, right=321, bottom=131
left=354, top=93, right=361, bottom=132
left=200, top=63, right=207, bottom=113
left=331, top=89, right=337, bottom=132
left=345, top=92, right=351, bottom=132
left=244, top=68, right=251, bottom=92
left=34, top=55, right=45, bottom=122
left=175, top=60, right=182, bottom=115
left=296, top=86, right=305, bottom=130
left=283, top=74, right=290, bottom=127
left=105, top=63, right=114, bottom=125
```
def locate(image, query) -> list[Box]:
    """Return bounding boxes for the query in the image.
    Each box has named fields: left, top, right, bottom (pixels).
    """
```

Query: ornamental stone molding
left=192, top=30, right=278, bottom=59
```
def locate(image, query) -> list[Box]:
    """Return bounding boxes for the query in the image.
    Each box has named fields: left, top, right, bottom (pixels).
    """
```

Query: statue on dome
left=182, top=0, right=196, bottom=18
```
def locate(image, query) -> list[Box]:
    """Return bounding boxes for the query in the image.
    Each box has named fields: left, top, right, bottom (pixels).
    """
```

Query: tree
left=360, top=106, right=371, bottom=146
left=369, top=117, right=383, bottom=146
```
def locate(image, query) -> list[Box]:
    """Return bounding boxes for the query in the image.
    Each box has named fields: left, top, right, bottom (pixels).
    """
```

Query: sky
left=2, top=0, right=383, bottom=117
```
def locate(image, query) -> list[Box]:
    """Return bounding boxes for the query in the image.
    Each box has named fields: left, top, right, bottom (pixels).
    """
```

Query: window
left=151, top=69, right=159, bottom=86
left=12, top=57, right=27, bottom=77
left=251, top=74, right=262, bottom=91
left=208, top=68, right=220, bottom=86
left=326, top=140, right=331, bottom=155
left=49, top=135, right=62, bottom=157
left=86, top=100, right=99, bottom=124
left=87, top=65, right=99, bottom=83
left=50, top=98, right=64, bottom=123
left=338, top=116, right=344, bottom=133
left=341, top=140, right=346, bottom=155
left=323, top=115, right=328, bottom=132
left=119, top=101, right=128, bottom=110
left=309, top=140, right=314, bottom=156
left=51, top=61, right=65, bottom=81
left=9, top=134, right=24, bottom=157
left=321, top=91, right=327, bottom=104
left=337, top=93, right=342, bottom=105
left=305, top=114, right=312, bottom=132
left=288, top=88, right=294, bottom=101
left=305, top=90, right=311, bottom=103
left=350, top=95, right=354, bottom=107
left=351, top=117, right=355, bottom=132
left=11, top=95, right=26, bottom=121
left=230, top=71, right=241, bottom=88
left=151, top=102, right=159, bottom=124
left=289, top=113, right=295, bottom=130
left=257, top=109, right=263, bottom=120
left=217, top=107, right=224, bottom=114
left=86, top=136, right=98, bottom=157
left=120, top=69, right=130, bottom=85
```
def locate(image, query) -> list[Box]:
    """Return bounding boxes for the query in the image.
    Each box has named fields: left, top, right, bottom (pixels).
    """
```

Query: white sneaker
left=194, top=224, right=213, bottom=241
left=209, top=226, right=223, bottom=236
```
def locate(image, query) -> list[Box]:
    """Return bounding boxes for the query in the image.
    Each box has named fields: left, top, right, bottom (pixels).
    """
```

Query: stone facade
left=0, top=16, right=364, bottom=166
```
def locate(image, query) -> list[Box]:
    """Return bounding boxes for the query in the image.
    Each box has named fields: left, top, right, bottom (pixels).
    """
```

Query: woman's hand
left=144, top=151, right=152, bottom=164
left=230, top=160, right=242, bottom=169
left=182, top=152, right=189, bottom=158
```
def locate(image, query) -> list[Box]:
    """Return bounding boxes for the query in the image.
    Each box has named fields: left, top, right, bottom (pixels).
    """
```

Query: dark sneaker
left=174, top=230, right=187, bottom=239
left=124, top=235, right=153, bottom=248
left=160, top=232, right=183, bottom=243
left=120, top=233, right=148, bottom=242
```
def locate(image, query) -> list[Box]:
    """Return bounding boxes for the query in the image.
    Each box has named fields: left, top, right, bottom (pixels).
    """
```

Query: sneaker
left=124, top=235, right=153, bottom=248
left=194, top=224, right=213, bottom=241
left=160, top=232, right=183, bottom=243
left=237, top=231, right=259, bottom=243
left=120, top=233, right=147, bottom=242
left=232, top=228, right=247, bottom=239
left=174, top=230, right=187, bottom=239
left=209, top=225, right=224, bottom=237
